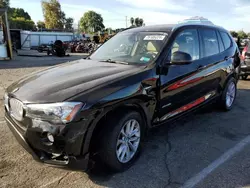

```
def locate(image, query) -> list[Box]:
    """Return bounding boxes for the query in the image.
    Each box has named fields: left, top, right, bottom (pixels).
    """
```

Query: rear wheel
left=241, top=75, right=248, bottom=80
left=100, top=111, right=144, bottom=172
left=220, top=77, right=237, bottom=111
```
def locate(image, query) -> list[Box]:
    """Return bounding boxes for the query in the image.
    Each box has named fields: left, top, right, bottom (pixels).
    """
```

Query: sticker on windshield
left=140, top=57, right=151, bottom=62
left=144, top=35, right=165, bottom=41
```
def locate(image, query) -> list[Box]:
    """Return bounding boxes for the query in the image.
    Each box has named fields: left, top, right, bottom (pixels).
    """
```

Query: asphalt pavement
left=1, top=56, right=250, bottom=188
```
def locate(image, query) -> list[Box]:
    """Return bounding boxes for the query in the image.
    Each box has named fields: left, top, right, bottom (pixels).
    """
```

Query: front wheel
left=220, top=77, right=237, bottom=111
left=100, top=111, right=144, bottom=172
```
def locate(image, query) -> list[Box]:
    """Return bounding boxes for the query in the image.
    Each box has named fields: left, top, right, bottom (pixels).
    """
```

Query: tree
left=41, top=0, right=64, bottom=29
left=238, top=30, right=248, bottom=39
left=230, top=31, right=238, bottom=38
left=135, top=17, right=139, bottom=27
left=134, top=17, right=144, bottom=27
left=8, top=8, right=31, bottom=20
left=9, top=17, right=35, bottom=30
left=64, top=17, right=74, bottom=31
left=37, top=21, right=45, bottom=30
left=139, top=18, right=144, bottom=26
left=130, top=17, right=134, bottom=26
left=7, top=7, right=35, bottom=30
left=0, top=0, right=9, bottom=8
left=79, top=11, right=105, bottom=33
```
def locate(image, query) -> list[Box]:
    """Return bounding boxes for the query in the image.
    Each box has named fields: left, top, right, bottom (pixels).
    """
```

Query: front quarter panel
left=70, top=68, right=158, bottom=155
left=71, top=68, right=159, bottom=130
left=92, top=70, right=158, bottom=127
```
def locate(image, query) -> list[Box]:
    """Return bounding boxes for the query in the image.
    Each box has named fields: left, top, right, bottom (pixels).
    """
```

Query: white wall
left=20, top=31, right=73, bottom=49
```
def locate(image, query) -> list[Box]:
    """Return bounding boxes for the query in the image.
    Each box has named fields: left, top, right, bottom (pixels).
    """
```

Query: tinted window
left=220, top=32, right=231, bottom=50
left=200, top=29, right=219, bottom=57
left=169, top=29, right=199, bottom=61
left=217, top=31, right=225, bottom=52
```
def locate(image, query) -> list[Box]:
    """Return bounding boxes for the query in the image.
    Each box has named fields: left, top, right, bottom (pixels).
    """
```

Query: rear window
left=220, top=32, right=232, bottom=50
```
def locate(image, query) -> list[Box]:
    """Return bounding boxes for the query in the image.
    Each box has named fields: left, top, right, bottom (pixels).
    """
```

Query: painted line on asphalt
left=181, top=135, right=250, bottom=188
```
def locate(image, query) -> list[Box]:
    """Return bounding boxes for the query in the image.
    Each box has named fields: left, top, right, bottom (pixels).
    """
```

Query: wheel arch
left=84, top=100, right=152, bottom=156
left=222, top=72, right=237, bottom=91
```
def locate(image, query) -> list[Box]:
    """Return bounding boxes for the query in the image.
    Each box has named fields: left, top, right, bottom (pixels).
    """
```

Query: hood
left=7, top=59, right=142, bottom=103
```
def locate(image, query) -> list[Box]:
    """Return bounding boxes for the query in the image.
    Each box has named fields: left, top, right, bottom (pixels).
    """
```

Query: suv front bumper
left=5, top=112, right=90, bottom=171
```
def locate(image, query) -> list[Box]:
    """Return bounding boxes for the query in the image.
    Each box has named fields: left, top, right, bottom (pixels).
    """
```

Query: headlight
left=26, top=102, right=84, bottom=124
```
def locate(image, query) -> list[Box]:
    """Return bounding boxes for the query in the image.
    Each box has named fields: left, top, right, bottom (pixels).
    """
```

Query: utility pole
left=125, top=16, right=127, bottom=28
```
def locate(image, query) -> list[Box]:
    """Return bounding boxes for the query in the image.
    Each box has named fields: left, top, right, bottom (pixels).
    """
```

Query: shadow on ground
left=84, top=89, right=250, bottom=188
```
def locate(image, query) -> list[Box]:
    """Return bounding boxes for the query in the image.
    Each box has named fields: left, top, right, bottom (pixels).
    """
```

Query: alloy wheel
left=116, top=119, right=140, bottom=163
left=226, top=82, right=236, bottom=108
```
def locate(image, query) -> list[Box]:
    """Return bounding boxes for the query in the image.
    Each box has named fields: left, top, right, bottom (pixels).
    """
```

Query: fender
left=93, top=82, right=157, bottom=129
left=80, top=82, right=158, bottom=155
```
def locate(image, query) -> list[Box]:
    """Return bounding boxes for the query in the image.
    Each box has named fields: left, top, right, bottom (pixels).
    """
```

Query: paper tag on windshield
left=144, top=35, right=165, bottom=40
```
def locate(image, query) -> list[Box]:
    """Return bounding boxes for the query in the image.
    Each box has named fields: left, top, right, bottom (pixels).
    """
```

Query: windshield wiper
left=100, top=59, right=128, bottom=65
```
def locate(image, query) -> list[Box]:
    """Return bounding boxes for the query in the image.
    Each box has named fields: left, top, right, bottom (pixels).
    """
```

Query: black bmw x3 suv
left=4, top=22, right=241, bottom=172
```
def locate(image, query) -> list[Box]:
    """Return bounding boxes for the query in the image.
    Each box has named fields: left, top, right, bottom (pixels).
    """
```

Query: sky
left=10, top=0, right=250, bottom=32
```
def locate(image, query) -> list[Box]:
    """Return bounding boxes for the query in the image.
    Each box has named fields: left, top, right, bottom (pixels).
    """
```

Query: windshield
left=90, top=31, right=169, bottom=64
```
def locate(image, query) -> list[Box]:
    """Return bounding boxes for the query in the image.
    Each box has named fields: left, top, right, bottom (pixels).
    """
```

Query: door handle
left=224, top=56, right=229, bottom=61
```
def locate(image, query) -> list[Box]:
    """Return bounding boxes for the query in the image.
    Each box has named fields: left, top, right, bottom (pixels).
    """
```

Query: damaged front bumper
left=5, top=112, right=91, bottom=171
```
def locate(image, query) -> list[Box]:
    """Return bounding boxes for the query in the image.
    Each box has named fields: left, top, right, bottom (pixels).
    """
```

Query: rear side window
left=200, top=29, right=220, bottom=57
left=217, top=31, right=225, bottom=52
left=220, top=32, right=232, bottom=50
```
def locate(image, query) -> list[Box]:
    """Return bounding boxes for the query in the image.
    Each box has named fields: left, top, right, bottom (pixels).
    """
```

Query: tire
left=100, top=111, right=144, bottom=172
left=241, top=75, right=248, bottom=80
left=220, top=77, right=237, bottom=111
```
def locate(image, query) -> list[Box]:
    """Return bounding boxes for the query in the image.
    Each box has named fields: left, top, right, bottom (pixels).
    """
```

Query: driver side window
left=169, top=29, right=200, bottom=61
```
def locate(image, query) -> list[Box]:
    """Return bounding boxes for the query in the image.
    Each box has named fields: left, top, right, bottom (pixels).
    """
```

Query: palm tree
left=135, top=17, right=139, bottom=27
left=139, top=18, right=144, bottom=26
left=130, top=17, right=134, bottom=26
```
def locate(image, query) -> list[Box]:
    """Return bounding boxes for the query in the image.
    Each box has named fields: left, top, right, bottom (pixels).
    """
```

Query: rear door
left=195, top=28, right=225, bottom=97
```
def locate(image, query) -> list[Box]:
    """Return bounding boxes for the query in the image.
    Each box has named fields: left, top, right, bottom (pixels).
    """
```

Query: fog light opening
left=47, top=133, right=54, bottom=143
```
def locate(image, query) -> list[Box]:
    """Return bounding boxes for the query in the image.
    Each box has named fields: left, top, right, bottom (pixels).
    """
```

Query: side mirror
left=171, top=51, right=192, bottom=65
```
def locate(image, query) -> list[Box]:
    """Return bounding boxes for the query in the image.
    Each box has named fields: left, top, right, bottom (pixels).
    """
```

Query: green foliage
left=8, top=8, right=31, bottom=20
left=131, top=17, right=144, bottom=27
left=130, top=17, right=134, bottom=26
left=37, top=21, right=45, bottom=30
left=0, top=0, right=9, bottom=8
left=7, top=7, right=35, bottom=30
left=80, top=11, right=105, bottom=33
left=9, top=17, right=35, bottom=30
left=230, top=31, right=238, bottom=38
left=238, top=30, right=248, bottom=39
left=42, top=0, right=64, bottom=29
left=64, top=17, right=74, bottom=31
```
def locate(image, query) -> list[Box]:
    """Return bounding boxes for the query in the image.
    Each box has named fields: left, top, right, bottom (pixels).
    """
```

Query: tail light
left=242, top=46, right=248, bottom=61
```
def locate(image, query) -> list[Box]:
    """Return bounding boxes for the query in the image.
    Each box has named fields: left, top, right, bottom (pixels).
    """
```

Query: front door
left=157, top=28, right=210, bottom=122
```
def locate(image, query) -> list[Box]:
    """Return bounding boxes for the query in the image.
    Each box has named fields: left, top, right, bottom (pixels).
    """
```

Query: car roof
left=122, top=24, right=175, bottom=33
left=122, top=23, right=227, bottom=33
